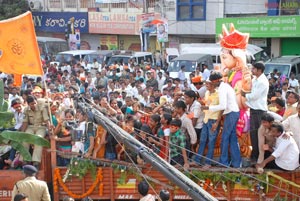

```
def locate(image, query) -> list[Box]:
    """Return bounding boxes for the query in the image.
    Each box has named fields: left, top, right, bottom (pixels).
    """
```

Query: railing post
left=51, top=137, right=59, bottom=201
left=61, top=0, right=64, bottom=12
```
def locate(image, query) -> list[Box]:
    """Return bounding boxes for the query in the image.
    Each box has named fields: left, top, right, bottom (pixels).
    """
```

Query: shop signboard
left=32, top=12, right=89, bottom=33
left=266, top=0, right=300, bottom=16
left=216, top=15, right=300, bottom=38
left=89, top=12, right=161, bottom=35
left=89, top=12, right=140, bottom=35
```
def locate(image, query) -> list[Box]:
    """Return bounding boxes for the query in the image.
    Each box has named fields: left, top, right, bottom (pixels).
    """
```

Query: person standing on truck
left=241, top=62, right=269, bottom=163
left=11, top=165, right=51, bottom=201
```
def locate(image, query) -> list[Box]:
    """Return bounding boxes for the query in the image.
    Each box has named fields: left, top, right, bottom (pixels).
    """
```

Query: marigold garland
left=54, top=168, right=104, bottom=199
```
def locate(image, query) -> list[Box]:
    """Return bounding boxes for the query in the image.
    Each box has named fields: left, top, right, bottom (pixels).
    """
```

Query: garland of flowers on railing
left=186, top=170, right=274, bottom=194
left=54, top=167, right=104, bottom=199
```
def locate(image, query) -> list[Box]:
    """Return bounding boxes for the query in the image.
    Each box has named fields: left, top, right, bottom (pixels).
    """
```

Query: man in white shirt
left=8, top=87, right=22, bottom=111
left=201, top=63, right=211, bottom=81
left=242, top=62, right=269, bottom=162
left=184, top=90, right=204, bottom=154
left=256, top=122, right=299, bottom=171
left=4, top=98, right=25, bottom=166
left=157, top=72, right=166, bottom=91
left=204, top=71, right=241, bottom=167
left=178, top=65, right=186, bottom=83
left=289, top=73, right=299, bottom=93
left=282, top=102, right=300, bottom=150
left=61, top=62, right=72, bottom=74
left=174, top=100, right=197, bottom=159
left=190, top=76, right=206, bottom=99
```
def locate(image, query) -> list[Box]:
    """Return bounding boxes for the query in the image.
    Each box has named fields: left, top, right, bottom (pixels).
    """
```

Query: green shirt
left=170, top=129, right=186, bottom=158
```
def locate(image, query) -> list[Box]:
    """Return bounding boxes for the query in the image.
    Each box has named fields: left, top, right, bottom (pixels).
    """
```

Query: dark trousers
left=171, top=155, right=184, bottom=166
left=264, top=151, right=286, bottom=171
left=250, top=109, right=266, bottom=161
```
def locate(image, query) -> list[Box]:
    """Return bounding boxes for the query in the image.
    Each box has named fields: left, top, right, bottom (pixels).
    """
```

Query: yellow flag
left=0, top=11, right=43, bottom=75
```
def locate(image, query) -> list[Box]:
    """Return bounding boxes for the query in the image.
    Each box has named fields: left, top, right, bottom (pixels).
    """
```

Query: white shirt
left=282, top=113, right=300, bottom=150
left=202, top=68, right=210, bottom=81
left=180, top=113, right=197, bottom=144
left=8, top=94, right=22, bottom=111
left=61, top=65, right=72, bottom=74
left=272, top=133, right=299, bottom=171
left=245, top=74, right=269, bottom=111
left=161, top=84, right=175, bottom=93
left=209, top=82, right=239, bottom=115
left=190, top=84, right=206, bottom=99
left=186, top=100, right=203, bottom=129
left=289, top=78, right=299, bottom=88
left=157, top=76, right=166, bottom=91
left=163, top=128, right=170, bottom=137
left=14, top=110, right=24, bottom=130
left=140, top=194, right=155, bottom=201
left=178, top=70, right=185, bottom=81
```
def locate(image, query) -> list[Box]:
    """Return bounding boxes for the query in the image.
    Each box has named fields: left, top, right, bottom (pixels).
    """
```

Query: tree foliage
left=0, top=0, right=29, bottom=21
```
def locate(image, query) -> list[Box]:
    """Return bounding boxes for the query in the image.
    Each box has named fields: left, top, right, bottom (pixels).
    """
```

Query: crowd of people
left=0, top=47, right=300, bottom=201
left=0, top=50, right=299, bottom=174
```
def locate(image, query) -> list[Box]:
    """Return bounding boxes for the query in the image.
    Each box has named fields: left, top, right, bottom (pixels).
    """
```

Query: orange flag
left=13, top=74, right=22, bottom=86
left=0, top=11, right=43, bottom=75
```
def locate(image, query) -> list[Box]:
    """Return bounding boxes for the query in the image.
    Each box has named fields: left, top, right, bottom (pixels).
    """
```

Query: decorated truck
left=1, top=92, right=300, bottom=201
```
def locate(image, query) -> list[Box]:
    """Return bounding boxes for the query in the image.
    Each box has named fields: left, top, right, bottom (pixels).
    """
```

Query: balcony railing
left=36, top=0, right=158, bottom=12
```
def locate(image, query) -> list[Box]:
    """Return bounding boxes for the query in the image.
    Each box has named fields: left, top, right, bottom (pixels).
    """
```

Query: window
left=177, top=0, right=206, bottom=21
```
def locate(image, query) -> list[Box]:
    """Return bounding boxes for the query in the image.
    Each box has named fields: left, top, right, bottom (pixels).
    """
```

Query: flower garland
left=54, top=168, right=104, bottom=199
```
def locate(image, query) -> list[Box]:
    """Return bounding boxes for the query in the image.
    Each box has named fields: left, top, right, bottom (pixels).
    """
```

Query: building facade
left=32, top=0, right=300, bottom=56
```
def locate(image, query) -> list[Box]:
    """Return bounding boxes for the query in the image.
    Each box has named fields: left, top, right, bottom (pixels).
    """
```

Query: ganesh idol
left=219, top=24, right=252, bottom=156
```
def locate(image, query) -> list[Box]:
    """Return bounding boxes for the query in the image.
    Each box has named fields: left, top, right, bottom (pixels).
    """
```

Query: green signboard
left=216, top=16, right=300, bottom=38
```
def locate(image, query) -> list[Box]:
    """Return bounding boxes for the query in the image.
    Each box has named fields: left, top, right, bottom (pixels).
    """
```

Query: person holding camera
left=71, top=109, right=95, bottom=158
left=52, top=109, right=76, bottom=166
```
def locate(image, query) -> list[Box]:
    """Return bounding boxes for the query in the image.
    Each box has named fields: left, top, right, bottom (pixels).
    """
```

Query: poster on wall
left=141, top=13, right=160, bottom=33
left=157, top=20, right=168, bottom=43
left=69, top=34, right=78, bottom=50
left=100, top=35, right=118, bottom=50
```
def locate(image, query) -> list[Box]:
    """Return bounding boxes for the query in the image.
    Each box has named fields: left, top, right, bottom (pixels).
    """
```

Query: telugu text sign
left=216, top=16, right=300, bottom=38
left=32, top=12, right=88, bottom=33
left=89, top=12, right=140, bottom=35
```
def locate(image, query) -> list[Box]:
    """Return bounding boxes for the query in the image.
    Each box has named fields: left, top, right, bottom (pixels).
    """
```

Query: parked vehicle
left=179, top=43, right=269, bottom=66
left=84, top=50, right=116, bottom=69
left=168, top=54, right=213, bottom=78
left=53, top=50, right=97, bottom=67
left=264, top=56, right=300, bottom=79
left=165, top=48, right=179, bottom=64
left=37, top=36, right=69, bottom=61
left=107, top=51, right=153, bottom=66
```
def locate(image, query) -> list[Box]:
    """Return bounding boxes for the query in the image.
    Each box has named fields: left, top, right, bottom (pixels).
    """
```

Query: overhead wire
left=131, top=126, right=300, bottom=199
left=75, top=97, right=300, bottom=199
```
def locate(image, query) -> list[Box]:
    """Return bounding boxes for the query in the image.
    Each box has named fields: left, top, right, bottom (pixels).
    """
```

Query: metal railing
left=36, top=0, right=158, bottom=12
